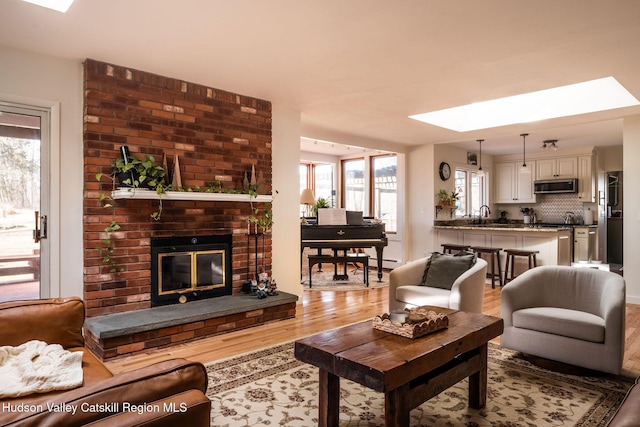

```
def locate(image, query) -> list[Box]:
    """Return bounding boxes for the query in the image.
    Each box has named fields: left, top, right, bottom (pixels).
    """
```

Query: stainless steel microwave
left=534, top=178, right=578, bottom=194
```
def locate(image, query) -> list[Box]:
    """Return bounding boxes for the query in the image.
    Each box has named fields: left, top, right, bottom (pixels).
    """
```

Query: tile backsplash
left=496, top=194, right=596, bottom=224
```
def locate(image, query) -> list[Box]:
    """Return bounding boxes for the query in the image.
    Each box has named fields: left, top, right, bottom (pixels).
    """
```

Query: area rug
left=300, top=249, right=389, bottom=290
left=301, top=262, right=389, bottom=290
left=206, top=340, right=633, bottom=427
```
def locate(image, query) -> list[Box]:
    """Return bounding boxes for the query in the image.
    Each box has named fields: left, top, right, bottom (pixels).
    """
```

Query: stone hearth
left=84, top=292, right=298, bottom=360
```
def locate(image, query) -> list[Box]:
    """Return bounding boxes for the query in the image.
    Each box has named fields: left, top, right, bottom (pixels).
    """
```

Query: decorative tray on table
left=373, top=307, right=449, bottom=339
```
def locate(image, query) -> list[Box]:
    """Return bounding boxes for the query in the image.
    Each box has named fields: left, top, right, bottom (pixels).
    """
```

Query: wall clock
left=439, top=162, right=451, bottom=181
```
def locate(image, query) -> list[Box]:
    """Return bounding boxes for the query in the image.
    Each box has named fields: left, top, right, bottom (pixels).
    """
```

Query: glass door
left=0, top=103, right=49, bottom=302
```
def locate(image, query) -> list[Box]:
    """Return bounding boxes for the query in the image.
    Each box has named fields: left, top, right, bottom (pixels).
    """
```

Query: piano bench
left=307, top=254, right=369, bottom=288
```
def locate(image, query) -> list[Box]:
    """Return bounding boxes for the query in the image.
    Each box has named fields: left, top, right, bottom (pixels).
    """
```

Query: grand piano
left=301, top=223, right=388, bottom=282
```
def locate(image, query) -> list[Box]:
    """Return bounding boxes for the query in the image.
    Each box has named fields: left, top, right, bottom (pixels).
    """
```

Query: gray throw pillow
left=421, top=251, right=477, bottom=290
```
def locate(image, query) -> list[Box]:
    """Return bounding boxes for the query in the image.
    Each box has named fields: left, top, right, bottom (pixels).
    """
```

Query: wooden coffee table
left=294, top=307, right=504, bottom=427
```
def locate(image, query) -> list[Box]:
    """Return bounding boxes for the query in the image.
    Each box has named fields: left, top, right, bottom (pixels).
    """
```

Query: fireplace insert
left=151, top=234, right=232, bottom=306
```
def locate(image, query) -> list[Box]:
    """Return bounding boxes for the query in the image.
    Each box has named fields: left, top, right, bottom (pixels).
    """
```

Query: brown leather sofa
left=0, top=297, right=211, bottom=426
left=606, top=376, right=640, bottom=427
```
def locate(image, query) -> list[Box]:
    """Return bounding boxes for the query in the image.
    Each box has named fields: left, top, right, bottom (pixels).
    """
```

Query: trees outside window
left=372, top=155, right=397, bottom=232
left=342, top=158, right=365, bottom=212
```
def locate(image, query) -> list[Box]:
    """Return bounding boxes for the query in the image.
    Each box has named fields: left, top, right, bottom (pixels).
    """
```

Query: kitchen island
left=433, top=224, right=572, bottom=275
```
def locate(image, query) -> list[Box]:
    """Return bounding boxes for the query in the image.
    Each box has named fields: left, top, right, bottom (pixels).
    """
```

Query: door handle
left=33, top=211, right=40, bottom=243
left=41, top=214, right=48, bottom=240
left=33, top=211, right=47, bottom=243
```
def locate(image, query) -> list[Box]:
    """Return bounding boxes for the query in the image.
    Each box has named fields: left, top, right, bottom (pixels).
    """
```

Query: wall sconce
left=542, top=139, right=558, bottom=151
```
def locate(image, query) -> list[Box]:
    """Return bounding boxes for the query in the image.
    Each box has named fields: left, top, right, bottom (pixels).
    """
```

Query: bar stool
left=504, top=249, right=539, bottom=283
left=470, top=246, right=503, bottom=288
left=441, top=243, right=470, bottom=254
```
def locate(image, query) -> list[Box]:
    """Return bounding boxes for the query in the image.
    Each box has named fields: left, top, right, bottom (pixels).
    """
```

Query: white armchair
left=500, top=265, right=625, bottom=374
left=389, top=256, right=487, bottom=313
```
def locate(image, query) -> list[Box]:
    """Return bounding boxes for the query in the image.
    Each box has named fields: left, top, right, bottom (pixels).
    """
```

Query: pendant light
left=519, top=133, right=529, bottom=173
left=476, top=139, right=485, bottom=177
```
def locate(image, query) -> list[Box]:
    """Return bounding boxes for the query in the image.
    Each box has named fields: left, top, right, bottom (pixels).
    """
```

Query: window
left=454, top=167, right=487, bottom=218
left=299, top=164, right=309, bottom=194
left=342, top=158, right=365, bottom=212
left=372, top=155, right=397, bottom=232
left=300, top=162, right=335, bottom=216
left=314, top=164, right=334, bottom=206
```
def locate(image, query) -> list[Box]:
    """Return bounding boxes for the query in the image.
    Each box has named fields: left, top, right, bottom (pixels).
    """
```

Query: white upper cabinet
left=536, top=157, right=578, bottom=180
left=578, top=155, right=595, bottom=202
left=494, top=161, right=537, bottom=204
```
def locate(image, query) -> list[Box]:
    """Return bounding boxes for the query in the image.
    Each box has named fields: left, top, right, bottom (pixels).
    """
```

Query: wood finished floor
left=105, top=284, right=640, bottom=378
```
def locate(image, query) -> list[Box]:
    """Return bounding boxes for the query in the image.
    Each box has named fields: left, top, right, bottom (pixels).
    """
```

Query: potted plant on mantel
left=112, top=154, right=166, bottom=192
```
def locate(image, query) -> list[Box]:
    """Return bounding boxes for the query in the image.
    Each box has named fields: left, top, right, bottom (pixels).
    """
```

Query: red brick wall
left=83, top=59, right=272, bottom=318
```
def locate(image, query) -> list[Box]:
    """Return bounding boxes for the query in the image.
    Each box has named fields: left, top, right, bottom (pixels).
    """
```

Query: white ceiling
left=2, top=0, right=639, bottom=156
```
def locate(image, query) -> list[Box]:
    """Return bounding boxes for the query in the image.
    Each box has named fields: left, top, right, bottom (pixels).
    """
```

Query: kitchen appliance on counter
left=563, top=212, right=576, bottom=224
left=583, top=208, right=594, bottom=225
left=534, top=178, right=578, bottom=194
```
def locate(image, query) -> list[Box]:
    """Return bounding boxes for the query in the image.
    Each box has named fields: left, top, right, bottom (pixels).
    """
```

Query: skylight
left=22, top=0, right=74, bottom=13
left=409, top=77, right=640, bottom=132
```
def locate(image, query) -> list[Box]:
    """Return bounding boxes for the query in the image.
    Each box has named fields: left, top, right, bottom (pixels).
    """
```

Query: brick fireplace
left=82, top=60, right=293, bottom=358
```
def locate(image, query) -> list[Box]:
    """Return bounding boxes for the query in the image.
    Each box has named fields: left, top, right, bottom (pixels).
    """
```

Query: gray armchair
left=500, top=265, right=625, bottom=374
left=389, top=256, right=487, bottom=313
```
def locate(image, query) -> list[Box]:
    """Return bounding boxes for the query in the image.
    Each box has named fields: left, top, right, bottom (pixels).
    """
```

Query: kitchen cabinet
left=494, top=161, right=537, bottom=204
left=578, top=155, right=595, bottom=202
left=574, top=226, right=598, bottom=262
left=536, top=157, right=577, bottom=180
left=433, top=226, right=571, bottom=270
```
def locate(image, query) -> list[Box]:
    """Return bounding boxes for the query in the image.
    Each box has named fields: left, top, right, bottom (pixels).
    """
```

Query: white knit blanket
left=0, top=340, right=83, bottom=398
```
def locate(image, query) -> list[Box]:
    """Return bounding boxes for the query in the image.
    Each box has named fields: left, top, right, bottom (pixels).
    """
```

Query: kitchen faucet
left=477, top=205, right=491, bottom=224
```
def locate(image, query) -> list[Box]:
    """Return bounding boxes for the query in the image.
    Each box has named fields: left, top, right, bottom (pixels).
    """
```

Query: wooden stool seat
left=441, top=243, right=470, bottom=254
left=504, top=249, right=539, bottom=283
left=470, top=246, right=503, bottom=288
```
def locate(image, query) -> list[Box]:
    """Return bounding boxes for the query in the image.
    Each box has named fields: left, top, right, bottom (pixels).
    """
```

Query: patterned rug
left=300, top=264, right=389, bottom=291
left=300, top=249, right=389, bottom=290
left=206, top=340, right=633, bottom=427
left=301, top=267, right=389, bottom=290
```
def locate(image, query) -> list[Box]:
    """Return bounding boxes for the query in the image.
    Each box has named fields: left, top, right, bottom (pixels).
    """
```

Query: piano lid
left=301, top=223, right=386, bottom=240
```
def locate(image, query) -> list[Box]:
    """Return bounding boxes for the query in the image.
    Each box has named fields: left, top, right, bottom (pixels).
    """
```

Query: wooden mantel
left=112, top=189, right=273, bottom=203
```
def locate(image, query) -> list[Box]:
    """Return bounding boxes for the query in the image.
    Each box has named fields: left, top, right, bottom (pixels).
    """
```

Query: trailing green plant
left=95, top=154, right=167, bottom=273
left=94, top=172, right=121, bottom=274
left=105, top=154, right=167, bottom=219
left=113, top=154, right=165, bottom=188
left=248, top=189, right=278, bottom=233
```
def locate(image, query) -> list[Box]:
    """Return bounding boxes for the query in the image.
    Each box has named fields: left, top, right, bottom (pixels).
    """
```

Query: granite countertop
left=433, top=224, right=572, bottom=232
